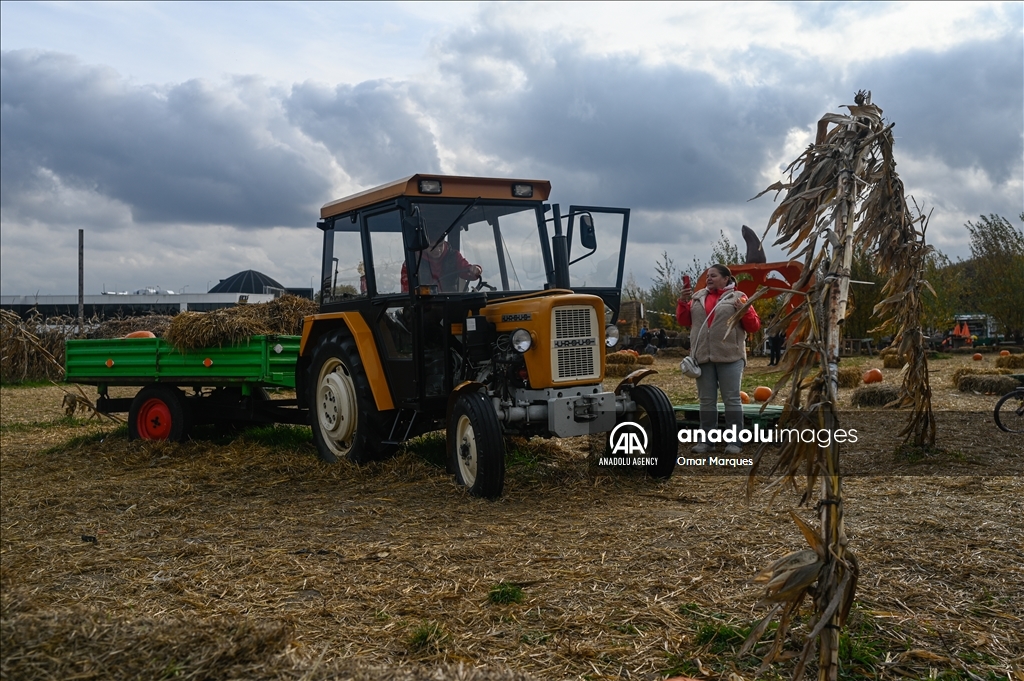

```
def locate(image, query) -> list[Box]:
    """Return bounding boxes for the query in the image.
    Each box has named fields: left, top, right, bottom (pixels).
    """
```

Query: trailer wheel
left=309, top=330, right=391, bottom=464
left=449, top=391, right=505, bottom=499
left=629, top=384, right=677, bottom=479
left=129, top=385, right=192, bottom=442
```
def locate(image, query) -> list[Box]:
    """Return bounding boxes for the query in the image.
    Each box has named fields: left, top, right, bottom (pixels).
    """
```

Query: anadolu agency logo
left=599, top=422, right=660, bottom=467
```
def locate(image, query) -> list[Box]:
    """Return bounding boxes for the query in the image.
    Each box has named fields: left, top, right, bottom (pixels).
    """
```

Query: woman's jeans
left=696, top=359, right=745, bottom=434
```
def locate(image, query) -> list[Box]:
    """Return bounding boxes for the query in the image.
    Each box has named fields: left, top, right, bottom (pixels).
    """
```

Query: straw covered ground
left=2, top=353, right=1022, bottom=680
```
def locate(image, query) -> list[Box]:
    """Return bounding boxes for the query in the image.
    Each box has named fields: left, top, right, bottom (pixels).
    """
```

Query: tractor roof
left=320, top=174, right=552, bottom=220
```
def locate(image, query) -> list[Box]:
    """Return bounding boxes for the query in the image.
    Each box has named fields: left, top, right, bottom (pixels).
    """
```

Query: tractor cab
left=300, top=174, right=676, bottom=498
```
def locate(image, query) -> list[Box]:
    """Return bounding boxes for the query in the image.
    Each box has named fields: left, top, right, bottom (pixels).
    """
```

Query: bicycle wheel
left=993, top=389, right=1024, bottom=433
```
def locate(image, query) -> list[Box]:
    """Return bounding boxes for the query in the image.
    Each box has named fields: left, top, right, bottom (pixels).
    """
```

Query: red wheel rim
left=137, top=397, right=173, bottom=439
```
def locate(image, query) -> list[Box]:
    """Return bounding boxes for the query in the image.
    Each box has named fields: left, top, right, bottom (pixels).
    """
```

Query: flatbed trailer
left=65, top=335, right=308, bottom=440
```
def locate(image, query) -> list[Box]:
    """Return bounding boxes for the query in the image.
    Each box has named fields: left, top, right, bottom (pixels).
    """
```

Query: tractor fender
left=613, top=368, right=659, bottom=395
left=447, top=381, right=487, bottom=425
left=298, top=312, right=394, bottom=412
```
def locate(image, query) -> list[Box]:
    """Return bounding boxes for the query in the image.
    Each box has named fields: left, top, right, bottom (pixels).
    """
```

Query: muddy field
left=2, top=353, right=1022, bottom=680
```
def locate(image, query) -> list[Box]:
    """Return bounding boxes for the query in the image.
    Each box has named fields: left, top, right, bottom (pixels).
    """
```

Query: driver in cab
left=401, top=239, right=483, bottom=292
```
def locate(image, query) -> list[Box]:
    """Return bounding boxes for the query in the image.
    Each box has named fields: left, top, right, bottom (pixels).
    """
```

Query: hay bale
left=606, top=351, right=637, bottom=365
left=957, top=375, right=1019, bottom=394
left=636, top=354, right=655, bottom=366
left=163, top=295, right=316, bottom=351
left=950, top=367, right=1011, bottom=387
left=995, top=354, right=1024, bottom=369
left=656, top=346, right=689, bottom=359
left=605, top=364, right=633, bottom=378
left=850, top=384, right=899, bottom=407
left=883, top=354, right=906, bottom=369
left=837, top=366, right=862, bottom=388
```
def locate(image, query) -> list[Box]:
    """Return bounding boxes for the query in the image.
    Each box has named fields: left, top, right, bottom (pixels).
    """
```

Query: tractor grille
left=551, top=306, right=600, bottom=382
left=554, top=307, right=593, bottom=339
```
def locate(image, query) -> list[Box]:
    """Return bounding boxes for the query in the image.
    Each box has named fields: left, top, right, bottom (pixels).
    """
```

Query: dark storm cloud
left=285, top=80, right=441, bottom=186
left=431, top=25, right=825, bottom=213
left=849, top=29, right=1024, bottom=184
left=1, top=50, right=328, bottom=227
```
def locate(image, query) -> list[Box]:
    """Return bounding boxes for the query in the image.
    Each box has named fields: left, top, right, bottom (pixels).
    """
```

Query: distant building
left=209, top=269, right=311, bottom=299
left=1, top=269, right=313, bottom=320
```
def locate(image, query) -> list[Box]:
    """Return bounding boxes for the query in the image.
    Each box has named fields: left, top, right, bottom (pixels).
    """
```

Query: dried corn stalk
left=740, top=92, right=932, bottom=680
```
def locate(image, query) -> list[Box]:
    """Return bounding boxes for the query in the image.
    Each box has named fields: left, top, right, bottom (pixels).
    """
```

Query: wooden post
left=78, top=229, right=84, bottom=335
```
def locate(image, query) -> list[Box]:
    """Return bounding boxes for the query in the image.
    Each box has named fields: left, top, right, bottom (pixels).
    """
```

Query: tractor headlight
left=605, top=324, right=620, bottom=348
left=511, top=328, right=533, bottom=353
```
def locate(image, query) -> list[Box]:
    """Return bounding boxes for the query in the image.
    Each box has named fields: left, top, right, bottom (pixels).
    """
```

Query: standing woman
left=677, top=264, right=761, bottom=454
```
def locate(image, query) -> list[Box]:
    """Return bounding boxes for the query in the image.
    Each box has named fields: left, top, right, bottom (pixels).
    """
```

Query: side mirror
left=579, top=214, right=597, bottom=250
left=404, top=209, right=429, bottom=251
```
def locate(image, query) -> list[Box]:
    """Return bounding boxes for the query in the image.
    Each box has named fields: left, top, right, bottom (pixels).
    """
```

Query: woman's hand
left=678, top=286, right=692, bottom=304
left=733, top=293, right=748, bottom=310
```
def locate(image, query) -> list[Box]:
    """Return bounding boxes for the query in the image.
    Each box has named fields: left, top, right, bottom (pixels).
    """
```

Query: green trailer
left=65, top=335, right=308, bottom=440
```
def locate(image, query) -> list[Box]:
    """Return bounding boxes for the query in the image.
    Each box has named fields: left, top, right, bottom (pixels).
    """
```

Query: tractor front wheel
left=448, top=391, right=505, bottom=499
left=629, top=384, right=677, bottom=479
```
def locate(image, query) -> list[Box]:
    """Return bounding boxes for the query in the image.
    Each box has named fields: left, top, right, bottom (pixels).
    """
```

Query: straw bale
left=995, top=354, right=1024, bottom=369
left=654, top=346, right=688, bottom=359
left=164, top=295, right=316, bottom=350
left=837, top=366, right=862, bottom=388
left=604, top=363, right=633, bottom=378
left=950, top=367, right=1011, bottom=387
left=850, top=384, right=899, bottom=407
left=957, top=374, right=1019, bottom=394
left=636, top=354, right=655, bottom=366
left=606, top=351, right=637, bottom=365
left=882, top=353, right=906, bottom=369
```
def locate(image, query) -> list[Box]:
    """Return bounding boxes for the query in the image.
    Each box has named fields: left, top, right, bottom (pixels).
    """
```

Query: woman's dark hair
left=709, top=263, right=737, bottom=285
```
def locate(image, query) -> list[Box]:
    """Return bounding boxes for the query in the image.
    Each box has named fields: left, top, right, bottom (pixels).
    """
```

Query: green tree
left=965, top=214, right=1024, bottom=342
left=842, top=245, right=886, bottom=340
left=710, top=230, right=742, bottom=266
left=646, top=251, right=682, bottom=328
left=921, top=251, right=966, bottom=335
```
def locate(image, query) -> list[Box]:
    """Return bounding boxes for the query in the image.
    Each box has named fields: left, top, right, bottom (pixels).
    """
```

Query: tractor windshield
left=411, top=201, right=548, bottom=292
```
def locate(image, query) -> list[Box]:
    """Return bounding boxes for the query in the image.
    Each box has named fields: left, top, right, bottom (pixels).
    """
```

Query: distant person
left=677, top=264, right=761, bottom=455
left=768, top=330, right=785, bottom=366
left=656, top=328, right=667, bottom=349
left=401, top=238, right=482, bottom=292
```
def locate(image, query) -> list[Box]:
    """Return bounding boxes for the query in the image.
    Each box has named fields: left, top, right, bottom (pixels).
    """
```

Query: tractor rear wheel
left=309, top=330, right=394, bottom=464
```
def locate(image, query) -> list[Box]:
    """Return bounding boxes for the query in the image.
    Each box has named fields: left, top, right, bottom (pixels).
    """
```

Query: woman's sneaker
left=724, top=444, right=743, bottom=455
left=691, top=443, right=711, bottom=454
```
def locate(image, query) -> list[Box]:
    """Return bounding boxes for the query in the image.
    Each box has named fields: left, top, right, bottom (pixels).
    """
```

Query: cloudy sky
left=1, top=1, right=1021, bottom=296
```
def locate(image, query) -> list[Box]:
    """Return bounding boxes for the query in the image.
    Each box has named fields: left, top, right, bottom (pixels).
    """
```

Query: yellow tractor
left=297, top=174, right=676, bottom=497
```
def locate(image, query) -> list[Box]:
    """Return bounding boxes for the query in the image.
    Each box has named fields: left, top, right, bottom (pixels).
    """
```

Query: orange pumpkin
left=740, top=391, right=751, bottom=404
left=972, top=353, right=983, bottom=361
left=1000, top=350, right=1011, bottom=357
left=862, top=368, right=883, bottom=384
left=124, top=330, right=156, bottom=339
left=753, top=386, right=773, bottom=402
